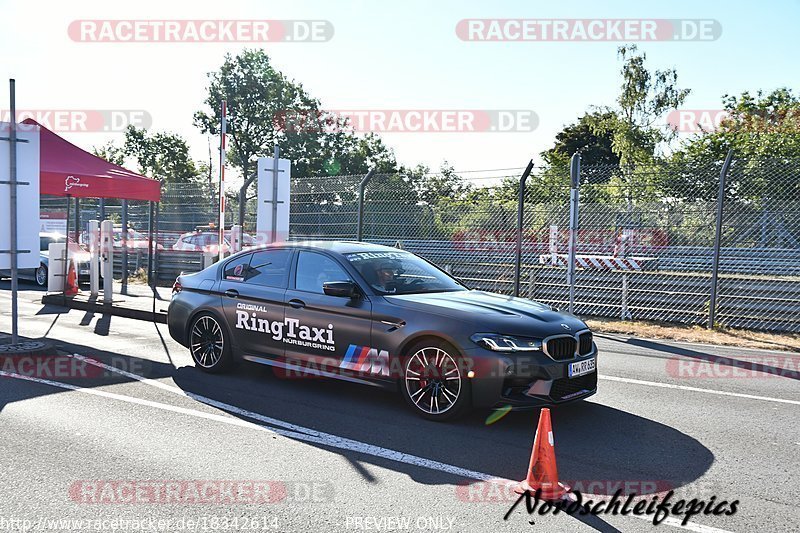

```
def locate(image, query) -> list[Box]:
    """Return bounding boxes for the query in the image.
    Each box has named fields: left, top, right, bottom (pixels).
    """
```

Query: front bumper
left=464, top=344, right=598, bottom=409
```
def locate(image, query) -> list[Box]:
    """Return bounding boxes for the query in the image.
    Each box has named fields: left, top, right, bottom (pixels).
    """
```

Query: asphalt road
left=1, top=281, right=798, bottom=533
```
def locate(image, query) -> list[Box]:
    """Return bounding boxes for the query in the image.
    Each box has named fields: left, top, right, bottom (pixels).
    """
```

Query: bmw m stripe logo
left=341, top=344, right=390, bottom=376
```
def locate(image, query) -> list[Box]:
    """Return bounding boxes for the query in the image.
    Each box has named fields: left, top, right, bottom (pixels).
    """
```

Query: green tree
left=670, top=88, right=800, bottom=201
left=195, top=49, right=329, bottom=224
left=122, top=126, right=201, bottom=184
left=591, top=45, right=690, bottom=168
left=92, top=142, right=125, bottom=166
left=195, top=49, right=404, bottom=226
left=542, top=112, right=620, bottom=170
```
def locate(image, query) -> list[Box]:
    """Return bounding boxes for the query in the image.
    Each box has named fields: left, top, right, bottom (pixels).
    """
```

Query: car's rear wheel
left=189, top=313, right=232, bottom=373
left=400, top=340, right=470, bottom=421
left=35, top=264, right=47, bottom=287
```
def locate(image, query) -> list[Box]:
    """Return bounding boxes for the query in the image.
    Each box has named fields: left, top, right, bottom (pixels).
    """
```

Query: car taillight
left=172, top=279, right=182, bottom=294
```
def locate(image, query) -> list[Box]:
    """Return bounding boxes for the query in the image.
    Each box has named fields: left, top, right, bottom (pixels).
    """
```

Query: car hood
left=384, top=290, right=587, bottom=336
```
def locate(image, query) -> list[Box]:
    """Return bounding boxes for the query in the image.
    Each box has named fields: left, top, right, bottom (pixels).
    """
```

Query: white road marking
left=64, top=353, right=732, bottom=533
left=1, top=368, right=732, bottom=533
left=599, top=374, right=800, bottom=406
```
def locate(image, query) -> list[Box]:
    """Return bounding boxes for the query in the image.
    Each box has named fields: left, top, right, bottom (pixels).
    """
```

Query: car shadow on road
left=164, top=359, right=714, bottom=493
left=0, top=342, right=714, bottom=530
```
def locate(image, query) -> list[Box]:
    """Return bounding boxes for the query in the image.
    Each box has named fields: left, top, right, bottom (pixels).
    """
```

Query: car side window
left=247, top=249, right=293, bottom=288
left=222, top=253, right=252, bottom=282
left=295, top=251, right=352, bottom=294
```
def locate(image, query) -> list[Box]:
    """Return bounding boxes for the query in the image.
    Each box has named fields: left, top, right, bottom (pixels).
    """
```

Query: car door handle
left=224, top=289, right=239, bottom=298
left=288, top=298, right=305, bottom=309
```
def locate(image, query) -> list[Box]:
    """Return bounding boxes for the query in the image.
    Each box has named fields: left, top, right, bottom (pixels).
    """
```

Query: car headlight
left=470, top=333, right=542, bottom=352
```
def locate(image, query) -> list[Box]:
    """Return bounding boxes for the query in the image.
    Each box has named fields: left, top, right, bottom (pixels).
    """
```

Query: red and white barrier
left=539, top=253, right=657, bottom=271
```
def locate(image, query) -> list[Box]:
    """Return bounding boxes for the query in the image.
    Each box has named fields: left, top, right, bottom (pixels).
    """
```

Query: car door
left=219, top=248, right=293, bottom=358
left=283, top=250, right=376, bottom=379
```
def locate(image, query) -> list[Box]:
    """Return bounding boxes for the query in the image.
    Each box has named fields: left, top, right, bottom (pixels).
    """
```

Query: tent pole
left=121, top=199, right=128, bottom=295
left=74, top=196, right=80, bottom=246
left=63, top=194, right=71, bottom=304
left=147, top=201, right=154, bottom=288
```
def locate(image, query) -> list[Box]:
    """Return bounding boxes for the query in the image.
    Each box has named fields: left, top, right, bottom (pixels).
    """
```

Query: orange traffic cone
left=514, top=408, right=572, bottom=501
left=65, top=259, right=79, bottom=297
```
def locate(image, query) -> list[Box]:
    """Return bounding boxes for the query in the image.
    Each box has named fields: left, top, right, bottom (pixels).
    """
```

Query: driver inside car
left=370, top=259, right=402, bottom=293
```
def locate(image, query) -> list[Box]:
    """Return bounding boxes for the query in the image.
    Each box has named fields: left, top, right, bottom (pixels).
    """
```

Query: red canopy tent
left=23, top=118, right=160, bottom=201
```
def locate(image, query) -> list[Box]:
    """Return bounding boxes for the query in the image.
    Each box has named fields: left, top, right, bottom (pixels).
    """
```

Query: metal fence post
left=708, top=149, right=734, bottom=329
left=356, top=168, right=376, bottom=241
left=63, top=194, right=71, bottom=303
left=121, top=199, right=128, bottom=295
left=514, top=160, right=534, bottom=297
left=153, top=200, right=160, bottom=286
left=7, top=79, right=19, bottom=342
left=74, top=197, right=80, bottom=245
left=147, top=200, right=154, bottom=287
left=567, top=153, right=581, bottom=314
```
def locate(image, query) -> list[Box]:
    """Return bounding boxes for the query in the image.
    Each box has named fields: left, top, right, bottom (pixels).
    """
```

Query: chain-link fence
left=37, top=156, right=800, bottom=333
left=287, top=158, right=800, bottom=333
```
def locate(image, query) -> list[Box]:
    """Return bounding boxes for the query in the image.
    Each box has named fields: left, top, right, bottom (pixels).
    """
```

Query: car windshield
left=344, top=251, right=467, bottom=295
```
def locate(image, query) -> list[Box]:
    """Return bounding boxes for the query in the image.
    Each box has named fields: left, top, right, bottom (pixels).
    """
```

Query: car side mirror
left=323, top=280, right=357, bottom=298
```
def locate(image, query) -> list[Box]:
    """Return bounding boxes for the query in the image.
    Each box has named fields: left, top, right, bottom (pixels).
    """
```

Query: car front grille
left=578, top=332, right=593, bottom=355
left=550, top=372, right=597, bottom=401
left=545, top=337, right=576, bottom=361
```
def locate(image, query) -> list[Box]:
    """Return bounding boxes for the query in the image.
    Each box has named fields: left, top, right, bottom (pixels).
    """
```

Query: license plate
left=568, top=357, right=596, bottom=377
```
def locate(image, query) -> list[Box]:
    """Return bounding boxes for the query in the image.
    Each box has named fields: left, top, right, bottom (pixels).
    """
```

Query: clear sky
left=2, top=0, right=797, bottom=182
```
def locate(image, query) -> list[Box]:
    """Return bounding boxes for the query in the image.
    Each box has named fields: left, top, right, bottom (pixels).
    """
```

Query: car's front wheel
left=189, top=313, right=232, bottom=373
left=400, top=340, right=470, bottom=421
left=35, top=264, right=48, bottom=287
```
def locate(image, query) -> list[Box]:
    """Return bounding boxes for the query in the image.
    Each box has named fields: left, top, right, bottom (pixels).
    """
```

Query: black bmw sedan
left=167, top=241, right=597, bottom=421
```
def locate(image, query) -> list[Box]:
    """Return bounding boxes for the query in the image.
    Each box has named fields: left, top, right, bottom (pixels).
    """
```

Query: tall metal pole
left=708, top=149, right=734, bottom=329
left=147, top=200, right=154, bottom=287
left=567, top=153, right=581, bottom=314
left=270, top=145, right=280, bottom=243
left=153, top=199, right=160, bottom=288
left=63, top=195, right=71, bottom=304
left=8, top=79, right=18, bottom=343
left=218, top=100, right=227, bottom=261
left=513, top=160, right=534, bottom=297
left=74, top=197, right=80, bottom=245
left=121, top=199, right=128, bottom=295
left=356, top=168, right=376, bottom=241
